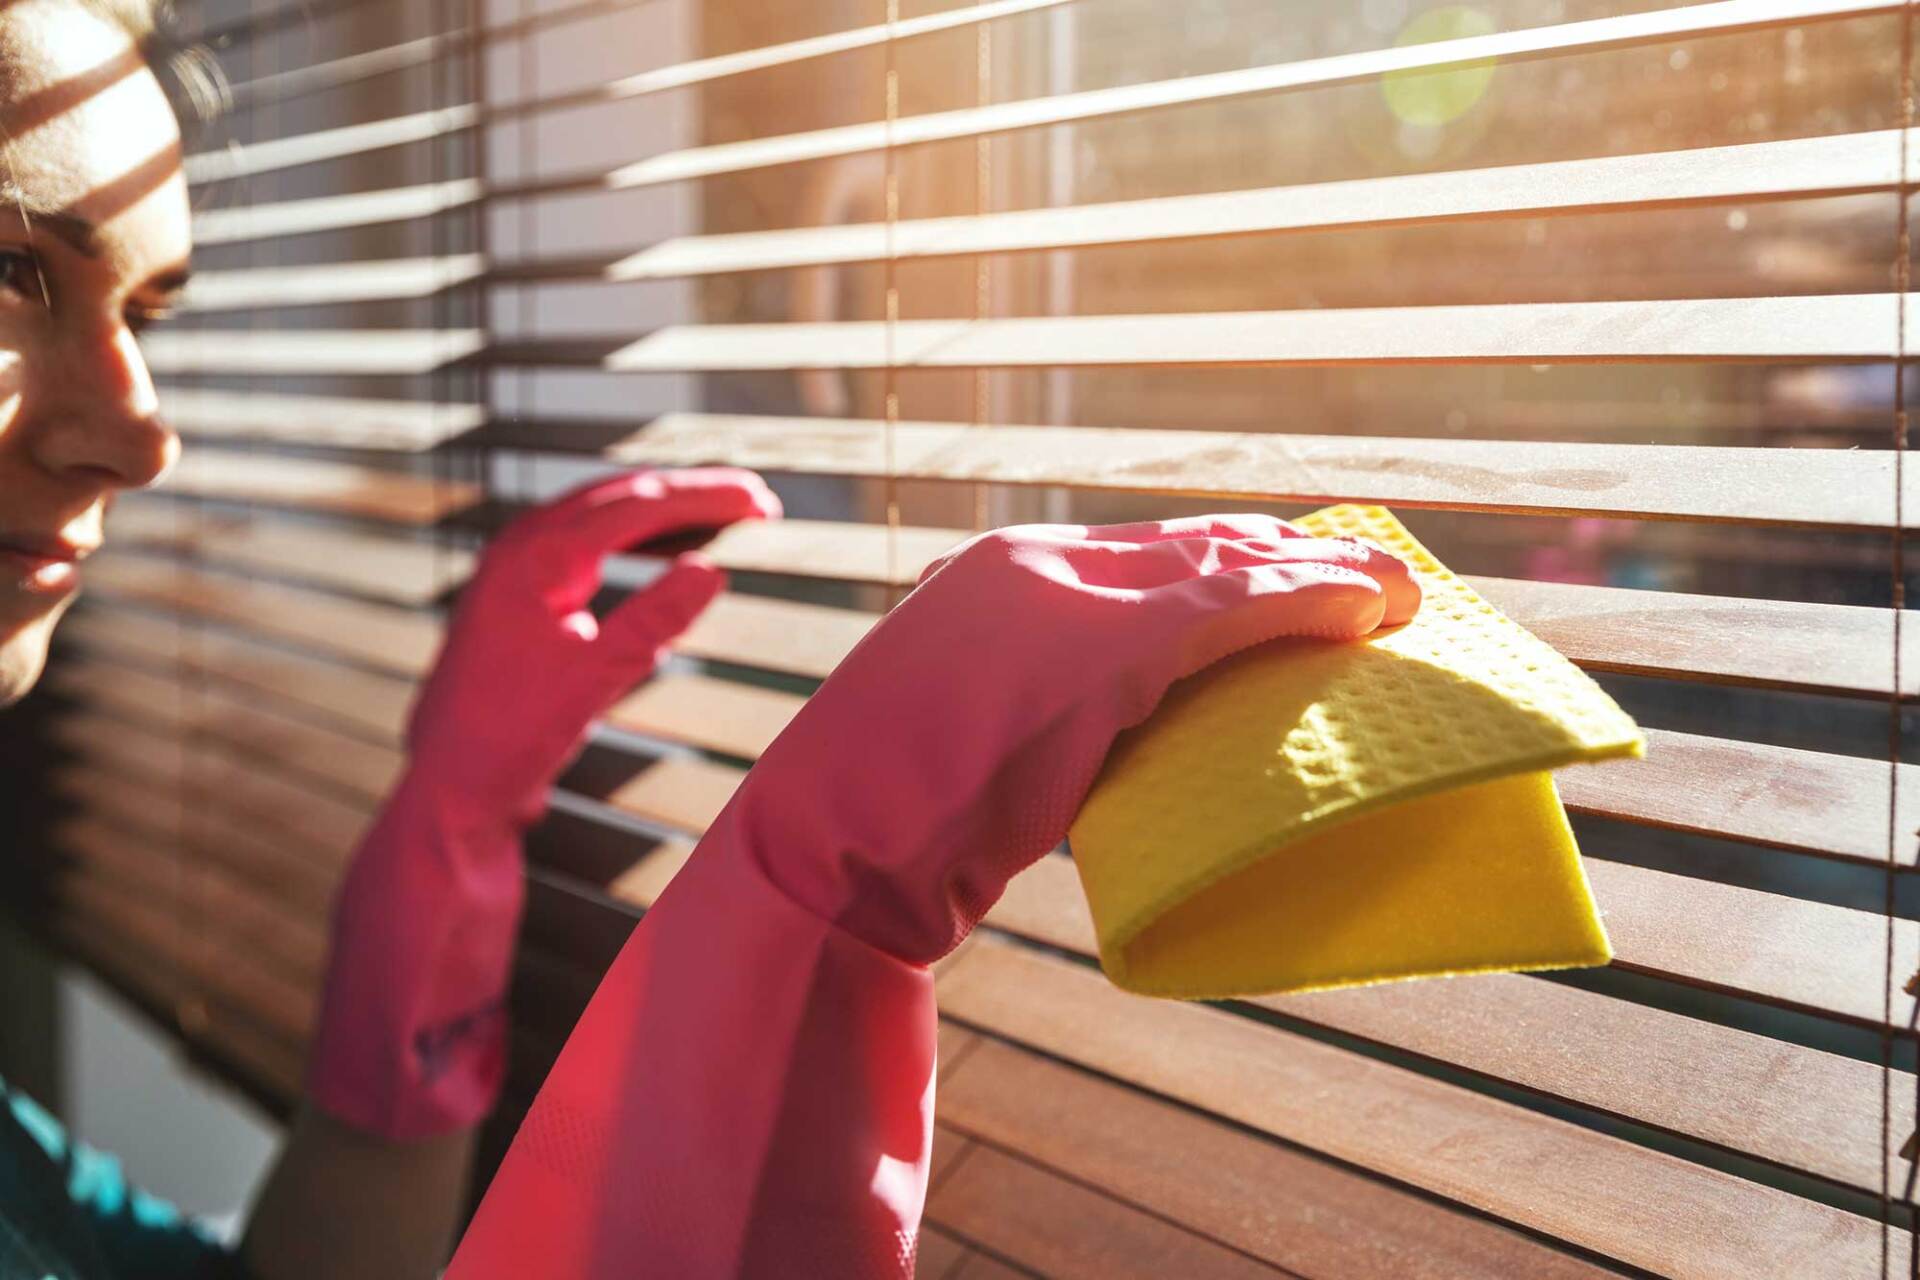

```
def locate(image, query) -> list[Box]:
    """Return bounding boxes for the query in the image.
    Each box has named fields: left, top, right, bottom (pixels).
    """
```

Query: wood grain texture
left=940, top=1037, right=1617, bottom=1279
left=928, top=1143, right=1290, bottom=1279
left=1590, top=858, right=1918, bottom=1027
left=680, top=517, right=1917, bottom=699
left=566, top=736, right=1913, bottom=1186
left=1559, top=725, right=1920, bottom=867
left=937, top=937, right=1902, bottom=1280
left=984, top=852, right=1911, bottom=1192
left=607, top=602, right=1918, bottom=871
left=616, top=411, right=1909, bottom=529
left=599, top=685, right=1919, bottom=1024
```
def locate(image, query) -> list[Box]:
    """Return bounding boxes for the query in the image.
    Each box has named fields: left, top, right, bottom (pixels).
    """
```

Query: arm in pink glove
left=449, top=515, right=1420, bottom=1278
left=303, top=467, right=781, bottom=1140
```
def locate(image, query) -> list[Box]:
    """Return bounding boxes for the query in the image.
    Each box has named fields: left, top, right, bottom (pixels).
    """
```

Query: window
left=26, top=0, right=1917, bottom=1272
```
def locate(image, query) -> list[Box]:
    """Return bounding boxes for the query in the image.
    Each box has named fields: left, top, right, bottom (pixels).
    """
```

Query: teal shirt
left=0, top=1076, right=244, bottom=1280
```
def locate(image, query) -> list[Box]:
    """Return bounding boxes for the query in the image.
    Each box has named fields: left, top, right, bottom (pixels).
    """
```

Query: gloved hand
left=307, top=468, right=781, bottom=1140
left=449, top=514, right=1418, bottom=1278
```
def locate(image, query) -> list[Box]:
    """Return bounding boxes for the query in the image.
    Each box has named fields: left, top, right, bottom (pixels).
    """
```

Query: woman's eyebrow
left=0, top=182, right=102, bottom=258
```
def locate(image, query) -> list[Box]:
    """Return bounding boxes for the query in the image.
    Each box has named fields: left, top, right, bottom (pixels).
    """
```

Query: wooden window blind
left=11, top=0, right=1918, bottom=1273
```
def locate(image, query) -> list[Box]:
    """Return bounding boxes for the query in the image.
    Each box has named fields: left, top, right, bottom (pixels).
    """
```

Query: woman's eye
left=0, top=249, right=47, bottom=303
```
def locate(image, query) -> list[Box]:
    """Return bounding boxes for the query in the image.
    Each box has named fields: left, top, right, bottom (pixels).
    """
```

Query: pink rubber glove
left=307, top=468, right=781, bottom=1139
left=449, top=514, right=1418, bottom=1277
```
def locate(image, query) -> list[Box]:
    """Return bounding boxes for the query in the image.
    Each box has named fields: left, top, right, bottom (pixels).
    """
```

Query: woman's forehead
left=0, top=1, right=186, bottom=262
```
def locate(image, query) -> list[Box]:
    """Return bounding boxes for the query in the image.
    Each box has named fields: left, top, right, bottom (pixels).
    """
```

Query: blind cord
left=882, top=0, right=901, bottom=602
left=1886, top=2, right=1915, bottom=1273
left=972, top=20, right=992, bottom=535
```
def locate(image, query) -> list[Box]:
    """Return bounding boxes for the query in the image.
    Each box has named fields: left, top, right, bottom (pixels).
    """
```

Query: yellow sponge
left=1067, top=505, right=1643, bottom=999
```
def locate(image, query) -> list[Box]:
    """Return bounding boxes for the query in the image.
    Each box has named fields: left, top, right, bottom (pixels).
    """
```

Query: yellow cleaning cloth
left=1068, top=505, right=1643, bottom=999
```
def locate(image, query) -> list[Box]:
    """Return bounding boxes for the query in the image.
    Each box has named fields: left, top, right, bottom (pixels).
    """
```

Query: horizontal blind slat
left=156, top=452, right=479, bottom=524
left=607, top=294, right=1913, bottom=371
left=617, top=411, right=1906, bottom=529
left=78, top=546, right=1914, bottom=855
left=180, top=255, right=487, bottom=311
left=602, top=0, right=1071, bottom=99
left=181, top=1, right=1893, bottom=194
left=111, top=502, right=473, bottom=603
left=49, top=761, right=331, bottom=976
left=938, top=937, right=1899, bottom=1280
left=926, top=1141, right=1285, bottom=1278
left=599, top=0, right=1896, bottom=190
left=682, top=520, right=1913, bottom=697
left=599, top=673, right=1914, bottom=1025
left=184, top=105, right=481, bottom=184
left=144, top=330, right=487, bottom=376
left=222, top=0, right=626, bottom=107
left=161, top=389, right=483, bottom=452
left=614, top=128, right=1918, bottom=279
left=191, top=179, right=484, bottom=245
left=47, top=654, right=403, bottom=801
left=937, top=1037, right=1617, bottom=1280
left=148, top=296, right=1911, bottom=375
left=58, top=606, right=413, bottom=742
left=978, top=852, right=1909, bottom=1193
left=45, top=728, right=342, bottom=913
left=80, top=557, right=441, bottom=677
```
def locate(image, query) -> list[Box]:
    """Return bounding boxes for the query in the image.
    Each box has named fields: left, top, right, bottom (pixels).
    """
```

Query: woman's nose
left=31, top=323, right=178, bottom=490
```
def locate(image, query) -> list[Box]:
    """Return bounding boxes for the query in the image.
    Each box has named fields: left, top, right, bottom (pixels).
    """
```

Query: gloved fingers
left=1251, top=536, right=1422, bottom=626
left=1079, top=512, right=1307, bottom=546
left=1057, top=532, right=1419, bottom=597
left=589, top=554, right=728, bottom=694
left=1052, top=535, right=1294, bottom=590
left=916, top=516, right=1309, bottom=590
left=491, top=468, right=778, bottom=614
left=505, top=469, right=780, bottom=545
left=1143, top=560, right=1390, bottom=689
left=913, top=514, right=1320, bottom=587
left=546, top=468, right=780, bottom=563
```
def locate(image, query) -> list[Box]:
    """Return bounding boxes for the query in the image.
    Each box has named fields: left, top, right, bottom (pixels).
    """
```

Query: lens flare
left=1382, top=6, right=1498, bottom=127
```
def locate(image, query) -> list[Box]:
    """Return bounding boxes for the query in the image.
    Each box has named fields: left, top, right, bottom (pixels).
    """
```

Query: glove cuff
left=307, top=769, right=525, bottom=1139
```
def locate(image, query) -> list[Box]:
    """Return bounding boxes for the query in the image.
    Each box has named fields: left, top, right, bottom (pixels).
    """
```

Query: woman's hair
left=77, top=0, right=228, bottom=145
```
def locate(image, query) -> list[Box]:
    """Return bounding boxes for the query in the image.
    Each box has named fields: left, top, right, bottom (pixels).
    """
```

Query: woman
left=0, top=1, right=1419, bottom=1275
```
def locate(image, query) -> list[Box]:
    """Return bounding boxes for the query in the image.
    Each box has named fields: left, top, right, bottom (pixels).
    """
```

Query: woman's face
left=0, top=0, right=188, bottom=706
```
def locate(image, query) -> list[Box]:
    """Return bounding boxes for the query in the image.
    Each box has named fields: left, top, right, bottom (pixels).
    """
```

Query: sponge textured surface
left=1068, top=504, right=1643, bottom=998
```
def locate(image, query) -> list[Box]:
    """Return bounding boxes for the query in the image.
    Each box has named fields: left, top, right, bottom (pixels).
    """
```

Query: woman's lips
left=0, top=541, right=86, bottom=595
